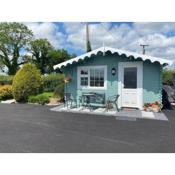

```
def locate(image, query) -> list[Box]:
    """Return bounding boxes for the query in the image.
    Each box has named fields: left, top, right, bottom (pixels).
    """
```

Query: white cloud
left=64, top=22, right=118, bottom=51
left=63, top=22, right=140, bottom=52
left=63, top=22, right=175, bottom=62
left=26, top=22, right=66, bottom=49
left=133, top=22, right=175, bottom=35
left=25, top=22, right=175, bottom=63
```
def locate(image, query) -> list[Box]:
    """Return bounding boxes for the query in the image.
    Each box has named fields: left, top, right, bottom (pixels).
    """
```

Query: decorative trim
left=54, top=46, right=172, bottom=70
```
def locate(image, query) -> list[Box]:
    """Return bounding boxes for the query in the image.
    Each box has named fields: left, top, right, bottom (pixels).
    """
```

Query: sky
left=25, top=22, right=175, bottom=63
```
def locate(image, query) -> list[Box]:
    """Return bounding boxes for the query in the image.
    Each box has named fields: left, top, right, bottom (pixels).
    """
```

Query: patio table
left=82, top=93, right=96, bottom=110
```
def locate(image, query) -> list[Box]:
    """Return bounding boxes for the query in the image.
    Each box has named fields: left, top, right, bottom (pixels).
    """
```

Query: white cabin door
left=118, top=62, right=143, bottom=109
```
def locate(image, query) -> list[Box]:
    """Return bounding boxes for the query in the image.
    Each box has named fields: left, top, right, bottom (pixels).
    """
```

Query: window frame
left=77, top=65, right=107, bottom=89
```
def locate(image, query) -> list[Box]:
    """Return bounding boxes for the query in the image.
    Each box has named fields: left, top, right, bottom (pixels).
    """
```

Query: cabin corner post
left=160, top=65, right=163, bottom=104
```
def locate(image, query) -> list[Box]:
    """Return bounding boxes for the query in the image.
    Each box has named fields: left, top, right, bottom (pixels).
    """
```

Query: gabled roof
left=53, top=46, right=173, bottom=69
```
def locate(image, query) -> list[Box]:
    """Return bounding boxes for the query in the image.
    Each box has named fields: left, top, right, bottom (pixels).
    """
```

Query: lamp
left=111, top=67, right=116, bottom=76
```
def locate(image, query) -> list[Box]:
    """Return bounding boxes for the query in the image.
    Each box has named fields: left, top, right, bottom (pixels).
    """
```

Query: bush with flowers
left=0, top=85, right=13, bottom=101
left=143, top=101, right=162, bottom=112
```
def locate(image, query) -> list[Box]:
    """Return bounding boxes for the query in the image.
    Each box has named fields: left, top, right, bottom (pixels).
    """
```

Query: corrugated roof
left=53, top=46, right=173, bottom=69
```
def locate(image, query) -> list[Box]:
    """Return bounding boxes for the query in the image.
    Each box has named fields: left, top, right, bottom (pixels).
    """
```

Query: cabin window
left=80, top=68, right=88, bottom=86
left=78, top=66, right=107, bottom=89
left=90, top=68, right=104, bottom=87
left=80, top=77, right=88, bottom=86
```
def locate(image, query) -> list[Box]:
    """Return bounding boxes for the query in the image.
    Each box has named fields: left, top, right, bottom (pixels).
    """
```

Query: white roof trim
left=54, top=47, right=173, bottom=69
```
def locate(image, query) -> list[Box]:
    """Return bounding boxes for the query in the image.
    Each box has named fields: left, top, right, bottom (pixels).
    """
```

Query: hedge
left=42, top=73, right=64, bottom=92
left=0, top=73, right=64, bottom=93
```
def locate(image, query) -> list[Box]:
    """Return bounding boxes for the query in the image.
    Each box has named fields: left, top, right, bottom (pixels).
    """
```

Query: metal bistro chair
left=64, top=93, right=77, bottom=109
left=78, top=95, right=84, bottom=107
left=106, top=95, right=120, bottom=112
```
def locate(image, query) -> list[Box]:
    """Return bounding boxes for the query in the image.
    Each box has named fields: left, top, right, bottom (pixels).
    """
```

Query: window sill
left=78, top=86, right=107, bottom=90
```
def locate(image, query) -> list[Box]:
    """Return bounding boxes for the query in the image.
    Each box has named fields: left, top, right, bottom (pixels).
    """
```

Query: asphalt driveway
left=0, top=103, right=174, bottom=153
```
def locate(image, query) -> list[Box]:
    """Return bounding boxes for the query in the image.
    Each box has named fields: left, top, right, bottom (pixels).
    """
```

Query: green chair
left=64, top=93, right=77, bottom=109
left=106, top=95, right=120, bottom=112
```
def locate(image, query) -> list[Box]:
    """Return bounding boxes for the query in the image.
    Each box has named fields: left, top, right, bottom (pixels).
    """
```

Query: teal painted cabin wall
left=143, top=61, right=162, bottom=103
left=62, top=52, right=162, bottom=106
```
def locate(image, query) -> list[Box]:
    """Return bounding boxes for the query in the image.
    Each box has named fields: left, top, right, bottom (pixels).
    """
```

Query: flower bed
left=143, top=101, right=162, bottom=112
left=0, top=85, right=13, bottom=101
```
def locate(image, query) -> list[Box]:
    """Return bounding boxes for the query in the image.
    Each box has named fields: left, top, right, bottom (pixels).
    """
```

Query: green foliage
left=0, top=85, right=13, bottom=101
left=41, top=92, right=54, bottom=98
left=0, top=22, right=33, bottom=75
left=42, top=73, right=64, bottom=92
left=28, top=93, right=50, bottom=105
left=30, top=40, right=76, bottom=74
left=12, top=63, right=43, bottom=102
left=47, top=49, right=76, bottom=73
left=0, top=75, right=13, bottom=85
left=54, top=83, right=64, bottom=100
left=30, top=39, right=53, bottom=74
left=28, top=92, right=53, bottom=105
left=162, top=68, right=175, bottom=86
left=0, top=22, right=76, bottom=75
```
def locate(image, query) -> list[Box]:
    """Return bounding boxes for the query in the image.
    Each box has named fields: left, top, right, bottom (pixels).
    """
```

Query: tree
left=30, top=39, right=53, bottom=74
left=47, top=49, right=76, bottom=73
left=30, top=38, right=76, bottom=74
left=163, top=68, right=175, bottom=86
left=0, top=22, right=33, bottom=75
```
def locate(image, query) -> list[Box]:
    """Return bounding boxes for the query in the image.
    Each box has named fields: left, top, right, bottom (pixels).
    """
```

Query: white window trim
left=77, top=65, right=107, bottom=90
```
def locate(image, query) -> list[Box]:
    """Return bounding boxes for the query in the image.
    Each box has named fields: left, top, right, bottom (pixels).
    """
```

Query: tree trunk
left=7, top=64, right=19, bottom=75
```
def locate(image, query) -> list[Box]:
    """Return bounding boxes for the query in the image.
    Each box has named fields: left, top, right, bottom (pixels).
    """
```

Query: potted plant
left=64, top=75, right=72, bottom=83
left=143, top=103, right=150, bottom=111
left=143, top=101, right=162, bottom=112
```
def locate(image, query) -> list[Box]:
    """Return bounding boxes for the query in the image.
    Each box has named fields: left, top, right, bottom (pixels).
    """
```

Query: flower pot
left=151, top=104, right=158, bottom=108
left=148, top=107, right=153, bottom=112
left=152, top=108, right=159, bottom=113
left=64, top=76, right=72, bottom=83
left=144, top=101, right=162, bottom=113
left=64, top=80, right=71, bottom=83
left=143, top=107, right=147, bottom=111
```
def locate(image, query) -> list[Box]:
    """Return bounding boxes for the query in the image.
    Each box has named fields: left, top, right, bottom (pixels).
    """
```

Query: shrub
left=41, top=92, right=53, bottom=98
left=53, top=83, right=64, bottom=100
left=42, top=73, right=64, bottom=92
left=0, top=85, right=13, bottom=101
left=28, top=93, right=51, bottom=105
left=0, top=76, right=14, bottom=85
left=12, top=63, right=43, bottom=102
left=163, top=68, right=175, bottom=86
